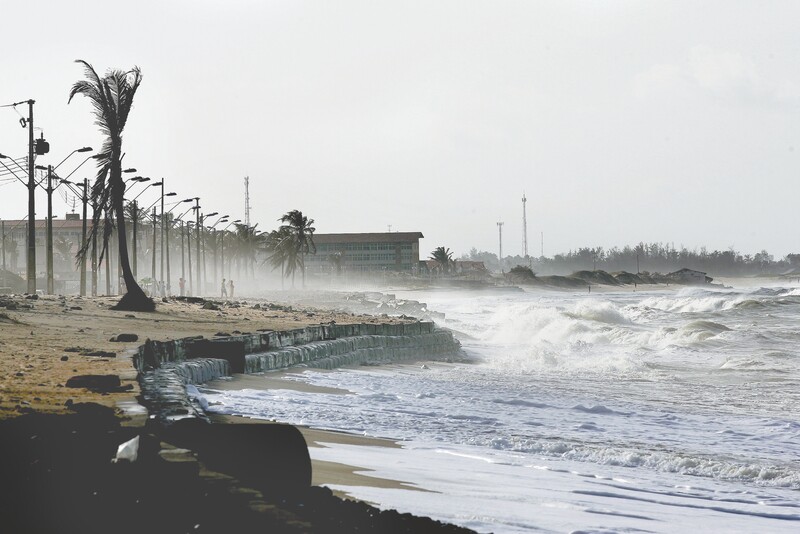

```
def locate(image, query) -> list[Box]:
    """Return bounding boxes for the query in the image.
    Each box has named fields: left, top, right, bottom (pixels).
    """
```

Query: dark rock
left=64, top=347, right=84, bottom=353
left=15, top=372, right=24, bottom=377
left=214, top=332, right=231, bottom=337
left=65, top=374, right=122, bottom=392
left=25, top=294, right=39, bottom=300
left=203, top=301, right=220, bottom=310
left=252, top=303, right=261, bottom=309
left=60, top=356, right=69, bottom=361
left=70, top=306, right=82, bottom=310
left=109, top=333, right=138, bottom=342
left=125, top=314, right=136, bottom=318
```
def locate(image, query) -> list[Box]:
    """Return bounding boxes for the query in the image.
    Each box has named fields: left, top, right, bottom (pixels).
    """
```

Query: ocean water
left=201, top=284, right=800, bottom=533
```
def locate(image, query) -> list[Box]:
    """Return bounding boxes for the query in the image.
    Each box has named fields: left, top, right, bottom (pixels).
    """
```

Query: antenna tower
left=522, top=193, right=528, bottom=258
left=244, top=176, right=251, bottom=226
left=497, top=221, right=504, bottom=272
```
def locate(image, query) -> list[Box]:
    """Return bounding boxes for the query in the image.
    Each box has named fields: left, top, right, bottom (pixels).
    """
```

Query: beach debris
left=109, top=333, right=138, bottom=342
left=65, top=374, right=132, bottom=393
left=82, top=350, right=117, bottom=358
left=25, top=294, right=39, bottom=300
left=112, top=435, right=140, bottom=463
left=202, top=301, right=220, bottom=310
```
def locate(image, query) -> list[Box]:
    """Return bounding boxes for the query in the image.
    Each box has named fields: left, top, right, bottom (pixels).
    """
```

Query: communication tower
left=244, top=176, right=251, bottom=227
left=522, top=193, right=528, bottom=259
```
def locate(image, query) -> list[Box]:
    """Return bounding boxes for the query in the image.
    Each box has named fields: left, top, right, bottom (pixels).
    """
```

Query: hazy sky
left=1, top=1, right=798, bottom=259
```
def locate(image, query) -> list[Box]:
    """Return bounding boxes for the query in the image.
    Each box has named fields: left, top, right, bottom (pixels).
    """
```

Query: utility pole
left=132, top=199, right=138, bottom=279
left=46, top=165, right=54, bottom=294
left=26, top=100, right=35, bottom=293
left=159, top=179, right=165, bottom=287
left=195, top=198, right=201, bottom=296
left=80, top=179, right=88, bottom=296
left=497, top=221, right=504, bottom=273
left=187, top=222, right=193, bottom=296
left=180, top=220, right=185, bottom=295
left=151, top=207, right=157, bottom=295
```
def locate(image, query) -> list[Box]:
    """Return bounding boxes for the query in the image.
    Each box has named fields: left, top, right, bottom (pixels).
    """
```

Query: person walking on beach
left=229, top=279, right=234, bottom=298
left=221, top=278, right=228, bottom=298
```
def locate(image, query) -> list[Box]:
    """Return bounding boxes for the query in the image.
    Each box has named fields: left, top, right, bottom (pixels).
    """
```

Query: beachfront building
left=1, top=214, right=157, bottom=293
left=667, top=268, right=711, bottom=284
left=306, top=232, right=424, bottom=273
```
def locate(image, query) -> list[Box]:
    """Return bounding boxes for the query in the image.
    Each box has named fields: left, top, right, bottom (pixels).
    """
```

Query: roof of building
left=2, top=218, right=88, bottom=230
left=668, top=268, right=707, bottom=275
left=313, top=232, right=424, bottom=244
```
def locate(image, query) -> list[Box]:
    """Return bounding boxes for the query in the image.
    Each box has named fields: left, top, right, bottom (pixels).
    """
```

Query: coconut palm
left=278, top=210, right=316, bottom=288
left=231, top=223, right=266, bottom=281
left=429, top=246, right=453, bottom=274
left=264, top=226, right=295, bottom=289
left=328, top=250, right=345, bottom=274
left=54, top=236, right=73, bottom=267
left=69, top=60, right=153, bottom=310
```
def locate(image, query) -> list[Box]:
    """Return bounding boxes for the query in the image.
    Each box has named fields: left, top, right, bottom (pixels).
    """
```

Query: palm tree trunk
left=112, top=185, right=153, bottom=310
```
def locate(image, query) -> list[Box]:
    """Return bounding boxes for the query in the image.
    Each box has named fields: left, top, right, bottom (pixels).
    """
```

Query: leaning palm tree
left=279, top=210, right=316, bottom=288
left=69, top=60, right=153, bottom=310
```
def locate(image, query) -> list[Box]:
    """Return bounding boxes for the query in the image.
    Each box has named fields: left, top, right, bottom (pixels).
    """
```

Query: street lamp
left=206, top=214, right=228, bottom=288
left=127, top=177, right=155, bottom=280
left=162, top=196, right=189, bottom=296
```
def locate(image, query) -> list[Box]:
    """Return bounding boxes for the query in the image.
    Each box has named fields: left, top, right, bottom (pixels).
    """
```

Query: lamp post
left=206, top=215, right=229, bottom=291
left=56, top=178, right=88, bottom=296
left=135, top=181, right=163, bottom=294
left=200, top=212, right=218, bottom=294
left=164, top=197, right=191, bottom=296
left=194, top=198, right=201, bottom=295
left=127, top=176, right=152, bottom=279
left=186, top=220, right=193, bottom=296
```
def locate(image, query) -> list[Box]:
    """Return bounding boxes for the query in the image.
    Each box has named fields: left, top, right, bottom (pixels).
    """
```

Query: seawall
left=135, top=322, right=462, bottom=423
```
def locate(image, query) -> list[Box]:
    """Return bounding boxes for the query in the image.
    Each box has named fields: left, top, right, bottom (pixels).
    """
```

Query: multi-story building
left=307, top=232, right=424, bottom=273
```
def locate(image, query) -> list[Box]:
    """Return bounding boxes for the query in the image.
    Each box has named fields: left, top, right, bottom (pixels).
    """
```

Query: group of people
left=221, top=278, right=235, bottom=298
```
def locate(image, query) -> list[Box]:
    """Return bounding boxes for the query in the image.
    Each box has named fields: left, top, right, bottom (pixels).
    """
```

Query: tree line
left=463, top=243, right=800, bottom=277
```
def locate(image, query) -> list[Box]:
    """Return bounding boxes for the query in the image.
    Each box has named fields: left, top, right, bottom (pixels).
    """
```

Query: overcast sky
left=1, top=1, right=799, bottom=259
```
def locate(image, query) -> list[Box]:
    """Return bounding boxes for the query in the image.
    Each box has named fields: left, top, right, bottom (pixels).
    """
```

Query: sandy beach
left=0, top=292, right=472, bottom=533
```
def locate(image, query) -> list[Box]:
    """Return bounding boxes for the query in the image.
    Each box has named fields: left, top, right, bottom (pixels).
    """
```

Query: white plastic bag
left=112, top=435, right=140, bottom=463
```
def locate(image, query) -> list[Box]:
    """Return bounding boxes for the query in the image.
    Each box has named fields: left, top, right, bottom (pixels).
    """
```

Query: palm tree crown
left=429, top=246, right=454, bottom=274
left=276, top=210, right=316, bottom=288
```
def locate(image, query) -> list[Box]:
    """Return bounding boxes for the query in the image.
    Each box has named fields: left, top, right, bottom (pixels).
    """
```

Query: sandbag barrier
left=135, top=322, right=461, bottom=424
